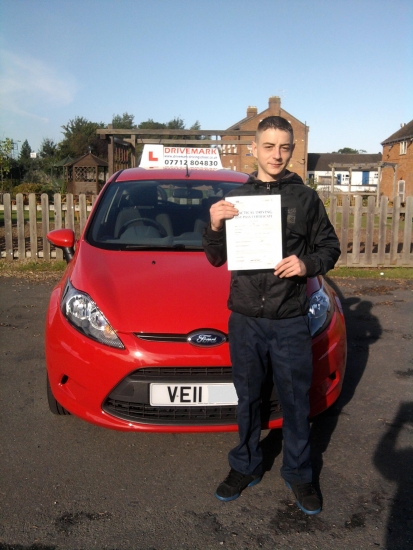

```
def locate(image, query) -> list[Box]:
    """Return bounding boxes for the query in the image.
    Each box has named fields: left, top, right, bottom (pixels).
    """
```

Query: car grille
left=135, top=334, right=190, bottom=343
left=102, top=367, right=282, bottom=426
left=125, top=366, right=233, bottom=377
left=104, top=400, right=240, bottom=423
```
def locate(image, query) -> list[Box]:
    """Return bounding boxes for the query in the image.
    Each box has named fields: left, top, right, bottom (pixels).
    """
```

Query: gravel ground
left=0, top=274, right=412, bottom=550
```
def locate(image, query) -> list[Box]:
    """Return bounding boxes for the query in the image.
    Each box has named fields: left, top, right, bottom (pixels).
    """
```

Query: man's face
left=252, top=128, right=295, bottom=181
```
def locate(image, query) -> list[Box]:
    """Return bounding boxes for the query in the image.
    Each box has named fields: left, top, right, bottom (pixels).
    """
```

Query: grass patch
left=15, top=260, right=66, bottom=272
left=0, top=210, right=53, bottom=224
left=0, top=259, right=67, bottom=280
left=329, top=266, right=413, bottom=279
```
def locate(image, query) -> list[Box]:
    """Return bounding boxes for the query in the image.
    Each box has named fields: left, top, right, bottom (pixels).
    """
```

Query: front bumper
left=45, top=288, right=346, bottom=433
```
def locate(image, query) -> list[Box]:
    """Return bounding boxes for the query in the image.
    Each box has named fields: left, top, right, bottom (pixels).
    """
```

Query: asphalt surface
left=0, top=274, right=412, bottom=550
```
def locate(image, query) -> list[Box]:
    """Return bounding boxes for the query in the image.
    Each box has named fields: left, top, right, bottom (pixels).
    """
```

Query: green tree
left=112, top=112, right=136, bottom=129
left=135, top=119, right=166, bottom=158
left=111, top=113, right=136, bottom=140
left=0, top=137, right=14, bottom=189
left=39, top=138, right=58, bottom=159
left=167, top=117, right=186, bottom=130
left=138, top=118, right=167, bottom=131
left=38, top=138, right=59, bottom=183
left=190, top=121, right=201, bottom=131
left=189, top=120, right=208, bottom=141
left=138, top=117, right=197, bottom=134
left=18, top=139, right=36, bottom=180
left=167, top=117, right=190, bottom=141
left=58, top=116, right=106, bottom=159
left=332, top=147, right=367, bottom=154
left=135, top=118, right=205, bottom=157
left=19, top=139, right=32, bottom=162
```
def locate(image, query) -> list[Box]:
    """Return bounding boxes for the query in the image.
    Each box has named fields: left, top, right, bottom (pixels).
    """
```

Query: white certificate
left=225, top=195, right=282, bottom=271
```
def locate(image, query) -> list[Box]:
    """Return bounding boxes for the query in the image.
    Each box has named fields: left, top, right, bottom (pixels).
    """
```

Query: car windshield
left=86, top=179, right=243, bottom=250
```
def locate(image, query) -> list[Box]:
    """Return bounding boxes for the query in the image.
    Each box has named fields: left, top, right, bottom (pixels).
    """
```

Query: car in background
left=45, top=166, right=346, bottom=432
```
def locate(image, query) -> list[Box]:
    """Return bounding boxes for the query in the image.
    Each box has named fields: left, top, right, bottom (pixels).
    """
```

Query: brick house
left=221, top=96, right=309, bottom=181
left=380, top=120, right=413, bottom=201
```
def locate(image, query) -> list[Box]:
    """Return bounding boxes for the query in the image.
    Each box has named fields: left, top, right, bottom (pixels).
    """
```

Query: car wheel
left=47, top=375, right=71, bottom=415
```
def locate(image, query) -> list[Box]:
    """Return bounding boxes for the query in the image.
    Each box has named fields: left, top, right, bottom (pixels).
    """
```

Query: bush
left=12, top=183, right=44, bottom=198
left=0, top=179, right=21, bottom=193
left=41, top=177, right=67, bottom=196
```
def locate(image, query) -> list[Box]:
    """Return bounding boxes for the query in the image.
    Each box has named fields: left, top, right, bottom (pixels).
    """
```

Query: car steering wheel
left=119, top=217, right=168, bottom=238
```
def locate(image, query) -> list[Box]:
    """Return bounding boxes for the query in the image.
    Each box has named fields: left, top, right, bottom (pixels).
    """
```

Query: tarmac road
left=0, top=275, right=412, bottom=550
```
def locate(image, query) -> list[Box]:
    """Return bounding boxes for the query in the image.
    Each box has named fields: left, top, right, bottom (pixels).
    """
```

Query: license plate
left=150, top=383, right=238, bottom=406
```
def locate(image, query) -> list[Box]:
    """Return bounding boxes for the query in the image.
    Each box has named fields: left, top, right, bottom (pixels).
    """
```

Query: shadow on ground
left=374, top=401, right=413, bottom=550
left=259, top=277, right=382, bottom=478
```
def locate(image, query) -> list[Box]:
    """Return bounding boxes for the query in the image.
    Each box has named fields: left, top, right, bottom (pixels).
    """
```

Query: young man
left=202, top=116, right=340, bottom=515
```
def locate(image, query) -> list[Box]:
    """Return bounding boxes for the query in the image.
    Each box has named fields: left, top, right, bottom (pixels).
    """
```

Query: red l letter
left=149, top=151, right=158, bottom=161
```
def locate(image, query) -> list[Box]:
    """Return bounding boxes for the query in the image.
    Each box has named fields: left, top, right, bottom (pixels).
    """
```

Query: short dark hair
left=255, top=116, right=294, bottom=142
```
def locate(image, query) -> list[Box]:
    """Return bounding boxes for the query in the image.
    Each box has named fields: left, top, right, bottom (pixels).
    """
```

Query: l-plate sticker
left=139, top=144, right=222, bottom=169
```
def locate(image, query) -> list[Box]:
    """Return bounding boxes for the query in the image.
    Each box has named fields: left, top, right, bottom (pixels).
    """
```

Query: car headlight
left=307, top=283, right=332, bottom=337
left=61, top=280, right=124, bottom=349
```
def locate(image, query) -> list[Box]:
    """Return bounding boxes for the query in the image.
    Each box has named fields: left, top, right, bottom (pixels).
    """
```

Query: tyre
left=46, top=375, right=71, bottom=415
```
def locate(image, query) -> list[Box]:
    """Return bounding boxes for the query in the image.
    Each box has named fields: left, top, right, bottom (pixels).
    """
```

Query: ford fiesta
left=46, top=166, right=346, bottom=432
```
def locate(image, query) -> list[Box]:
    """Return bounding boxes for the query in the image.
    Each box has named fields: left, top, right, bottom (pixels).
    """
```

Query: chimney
left=247, top=106, right=258, bottom=118
left=268, top=96, right=281, bottom=115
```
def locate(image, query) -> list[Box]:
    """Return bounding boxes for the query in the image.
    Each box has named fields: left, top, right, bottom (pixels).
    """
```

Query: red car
left=46, top=167, right=346, bottom=432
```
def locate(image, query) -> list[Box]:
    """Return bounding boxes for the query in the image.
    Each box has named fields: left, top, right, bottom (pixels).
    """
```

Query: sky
left=0, top=0, right=412, bottom=156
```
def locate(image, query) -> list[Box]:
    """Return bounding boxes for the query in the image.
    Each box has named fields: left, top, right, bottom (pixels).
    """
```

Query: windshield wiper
left=124, top=244, right=161, bottom=250
left=123, top=243, right=203, bottom=250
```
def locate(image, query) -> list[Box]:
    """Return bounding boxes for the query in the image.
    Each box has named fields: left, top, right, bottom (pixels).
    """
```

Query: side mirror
left=47, top=229, right=75, bottom=263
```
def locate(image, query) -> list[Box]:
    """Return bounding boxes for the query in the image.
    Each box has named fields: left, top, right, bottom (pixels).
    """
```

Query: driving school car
left=45, top=148, right=346, bottom=433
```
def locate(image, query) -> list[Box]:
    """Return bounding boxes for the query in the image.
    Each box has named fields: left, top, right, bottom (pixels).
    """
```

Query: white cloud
left=0, top=49, right=78, bottom=121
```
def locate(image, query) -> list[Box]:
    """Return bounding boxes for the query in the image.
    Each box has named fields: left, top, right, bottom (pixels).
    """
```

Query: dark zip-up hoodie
left=202, top=171, right=340, bottom=319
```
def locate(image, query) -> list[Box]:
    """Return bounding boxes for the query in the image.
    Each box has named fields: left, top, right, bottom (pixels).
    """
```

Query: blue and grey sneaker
left=285, top=481, right=322, bottom=515
left=215, top=468, right=262, bottom=502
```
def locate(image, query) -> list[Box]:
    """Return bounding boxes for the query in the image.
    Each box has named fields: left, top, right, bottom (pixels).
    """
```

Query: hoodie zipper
left=259, top=181, right=274, bottom=315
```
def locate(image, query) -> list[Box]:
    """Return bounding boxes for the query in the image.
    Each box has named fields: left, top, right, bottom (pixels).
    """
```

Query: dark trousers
left=228, top=311, right=313, bottom=485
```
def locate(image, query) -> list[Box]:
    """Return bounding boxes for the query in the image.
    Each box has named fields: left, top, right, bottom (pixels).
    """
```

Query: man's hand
left=210, top=200, right=239, bottom=232
left=275, top=255, right=307, bottom=278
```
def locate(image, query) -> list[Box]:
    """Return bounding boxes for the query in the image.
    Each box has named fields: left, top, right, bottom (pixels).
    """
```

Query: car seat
left=114, top=185, right=173, bottom=238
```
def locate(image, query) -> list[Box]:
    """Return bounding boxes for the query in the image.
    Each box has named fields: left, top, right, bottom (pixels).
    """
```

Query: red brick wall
left=221, top=100, right=308, bottom=181
left=381, top=142, right=413, bottom=200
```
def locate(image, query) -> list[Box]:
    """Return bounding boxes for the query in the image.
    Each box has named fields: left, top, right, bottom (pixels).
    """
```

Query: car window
left=86, top=179, right=242, bottom=250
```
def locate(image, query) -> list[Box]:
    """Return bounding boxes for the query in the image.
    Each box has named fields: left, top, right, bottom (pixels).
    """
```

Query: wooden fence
left=1, top=193, right=412, bottom=266
left=329, top=195, right=412, bottom=267
left=0, top=193, right=96, bottom=261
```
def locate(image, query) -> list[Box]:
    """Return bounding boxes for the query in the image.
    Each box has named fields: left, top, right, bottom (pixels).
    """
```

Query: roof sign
left=139, top=144, right=222, bottom=169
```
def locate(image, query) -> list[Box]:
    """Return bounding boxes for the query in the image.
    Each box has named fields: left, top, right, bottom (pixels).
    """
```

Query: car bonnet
left=70, top=240, right=231, bottom=335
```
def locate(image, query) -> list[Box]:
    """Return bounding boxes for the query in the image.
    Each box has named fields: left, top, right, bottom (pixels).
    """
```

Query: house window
left=398, top=180, right=405, bottom=202
left=400, top=141, right=407, bottom=155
